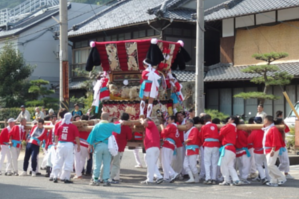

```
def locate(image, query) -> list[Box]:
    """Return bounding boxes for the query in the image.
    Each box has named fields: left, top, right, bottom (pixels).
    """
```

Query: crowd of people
left=0, top=104, right=293, bottom=188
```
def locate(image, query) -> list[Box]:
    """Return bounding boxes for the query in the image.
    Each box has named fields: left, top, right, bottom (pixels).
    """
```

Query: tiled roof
left=173, top=70, right=195, bottom=82
left=68, top=0, right=195, bottom=37
left=204, top=62, right=299, bottom=82
left=0, top=6, right=60, bottom=38
left=204, top=0, right=299, bottom=22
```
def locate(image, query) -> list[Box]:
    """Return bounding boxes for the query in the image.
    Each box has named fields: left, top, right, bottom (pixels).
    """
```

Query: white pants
left=249, top=148, right=256, bottom=174
left=183, top=155, right=198, bottom=175
left=133, top=147, right=147, bottom=167
left=0, top=145, right=12, bottom=172
left=254, top=153, right=270, bottom=180
left=161, top=147, right=176, bottom=180
left=199, top=146, right=205, bottom=178
left=41, top=148, right=47, bottom=168
left=171, top=146, right=184, bottom=174
left=278, top=149, right=290, bottom=173
left=46, top=147, right=55, bottom=167
left=146, top=147, right=162, bottom=182
left=266, top=151, right=286, bottom=183
left=236, top=155, right=250, bottom=180
left=53, top=142, right=74, bottom=180
left=204, top=147, right=219, bottom=180
left=10, top=147, right=20, bottom=173
left=74, top=145, right=89, bottom=177
left=111, top=152, right=124, bottom=180
left=220, top=150, right=239, bottom=183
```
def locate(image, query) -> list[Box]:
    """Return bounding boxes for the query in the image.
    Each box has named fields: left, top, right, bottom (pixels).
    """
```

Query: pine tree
left=0, top=43, right=33, bottom=107
left=26, top=79, right=58, bottom=109
left=234, top=52, right=293, bottom=105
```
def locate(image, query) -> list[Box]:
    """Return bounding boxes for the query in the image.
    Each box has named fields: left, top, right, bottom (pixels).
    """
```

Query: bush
left=0, top=107, right=36, bottom=128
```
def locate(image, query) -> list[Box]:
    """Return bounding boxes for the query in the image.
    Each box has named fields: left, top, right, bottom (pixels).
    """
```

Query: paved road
left=0, top=149, right=299, bottom=199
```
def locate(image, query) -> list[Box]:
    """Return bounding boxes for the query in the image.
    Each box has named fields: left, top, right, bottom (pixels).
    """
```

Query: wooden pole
left=283, top=91, right=299, bottom=120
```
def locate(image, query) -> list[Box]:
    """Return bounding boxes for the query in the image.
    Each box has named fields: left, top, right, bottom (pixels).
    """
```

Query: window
left=233, top=88, right=244, bottom=115
left=273, top=85, right=284, bottom=116
left=118, top=33, right=125, bottom=40
left=207, top=89, right=218, bottom=110
left=285, top=85, right=296, bottom=116
left=147, top=29, right=155, bottom=36
left=220, top=88, right=232, bottom=115
left=124, top=32, right=131, bottom=39
left=73, top=48, right=91, bottom=78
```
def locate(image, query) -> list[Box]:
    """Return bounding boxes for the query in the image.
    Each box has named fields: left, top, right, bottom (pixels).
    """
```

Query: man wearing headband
left=52, top=112, right=81, bottom=183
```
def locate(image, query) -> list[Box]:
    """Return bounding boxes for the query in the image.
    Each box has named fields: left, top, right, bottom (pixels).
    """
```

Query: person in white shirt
left=256, top=104, right=267, bottom=120
left=16, top=105, right=31, bottom=122
left=35, top=107, right=45, bottom=120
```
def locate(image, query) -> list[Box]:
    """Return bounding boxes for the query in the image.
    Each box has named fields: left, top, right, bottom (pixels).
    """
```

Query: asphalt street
left=0, top=149, right=299, bottom=199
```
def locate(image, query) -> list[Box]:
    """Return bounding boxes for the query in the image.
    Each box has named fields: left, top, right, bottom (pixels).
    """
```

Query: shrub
left=204, top=109, right=229, bottom=121
left=0, top=107, right=36, bottom=128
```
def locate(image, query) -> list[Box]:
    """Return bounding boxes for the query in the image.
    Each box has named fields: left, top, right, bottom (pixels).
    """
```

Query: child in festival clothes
left=248, top=117, right=270, bottom=184
left=73, top=115, right=90, bottom=180
left=183, top=119, right=201, bottom=183
left=8, top=118, right=27, bottom=176
left=262, top=115, right=286, bottom=187
left=160, top=116, right=180, bottom=183
left=218, top=116, right=242, bottom=186
left=235, top=129, right=251, bottom=184
left=199, top=114, right=220, bottom=185
left=0, top=118, right=15, bottom=175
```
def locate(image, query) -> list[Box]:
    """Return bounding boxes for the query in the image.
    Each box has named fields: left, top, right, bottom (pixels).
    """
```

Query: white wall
left=16, top=3, right=102, bottom=86
left=235, top=15, right=254, bottom=28
left=278, top=7, right=299, bottom=21
left=222, top=18, right=234, bottom=37
left=256, top=11, right=276, bottom=25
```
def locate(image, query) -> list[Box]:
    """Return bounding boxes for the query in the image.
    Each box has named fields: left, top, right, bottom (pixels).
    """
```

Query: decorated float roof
left=87, top=39, right=186, bottom=72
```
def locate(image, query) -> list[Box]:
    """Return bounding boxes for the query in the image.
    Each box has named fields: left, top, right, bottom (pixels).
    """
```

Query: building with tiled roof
left=203, top=0, right=299, bottom=118
left=0, top=0, right=102, bottom=90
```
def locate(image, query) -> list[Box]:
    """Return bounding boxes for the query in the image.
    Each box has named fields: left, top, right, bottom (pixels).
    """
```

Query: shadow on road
left=0, top=183, right=67, bottom=199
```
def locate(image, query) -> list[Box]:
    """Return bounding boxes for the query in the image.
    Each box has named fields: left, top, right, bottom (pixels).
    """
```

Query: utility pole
left=195, top=0, right=205, bottom=116
left=59, top=0, right=69, bottom=110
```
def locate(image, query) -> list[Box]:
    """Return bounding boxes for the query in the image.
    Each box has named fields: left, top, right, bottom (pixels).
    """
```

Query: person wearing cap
left=21, top=119, right=48, bottom=177
left=16, top=105, right=31, bottom=122
left=35, top=107, right=45, bottom=120
left=0, top=118, right=15, bottom=175
left=52, top=112, right=80, bottom=183
left=248, top=117, right=270, bottom=184
left=8, top=118, right=27, bottom=176
left=139, top=117, right=163, bottom=185
left=72, top=104, right=83, bottom=116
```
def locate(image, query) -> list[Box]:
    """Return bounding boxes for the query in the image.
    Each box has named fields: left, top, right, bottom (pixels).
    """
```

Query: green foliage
left=286, top=127, right=295, bottom=150
left=204, top=109, right=229, bottom=121
left=26, top=79, right=58, bottom=109
left=234, top=92, right=279, bottom=100
left=0, top=43, right=34, bottom=107
left=252, top=52, right=289, bottom=64
left=235, top=52, right=293, bottom=104
left=0, top=107, right=36, bottom=127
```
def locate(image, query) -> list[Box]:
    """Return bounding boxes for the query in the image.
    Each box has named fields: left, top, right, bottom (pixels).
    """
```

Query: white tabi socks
left=140, top=100, right=145, bottom=116
left=147, top=104, right=153, bottom=118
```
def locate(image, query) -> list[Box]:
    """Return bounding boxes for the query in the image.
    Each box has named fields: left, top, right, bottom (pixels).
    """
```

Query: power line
left=6, top=1, right=115, bottom=40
